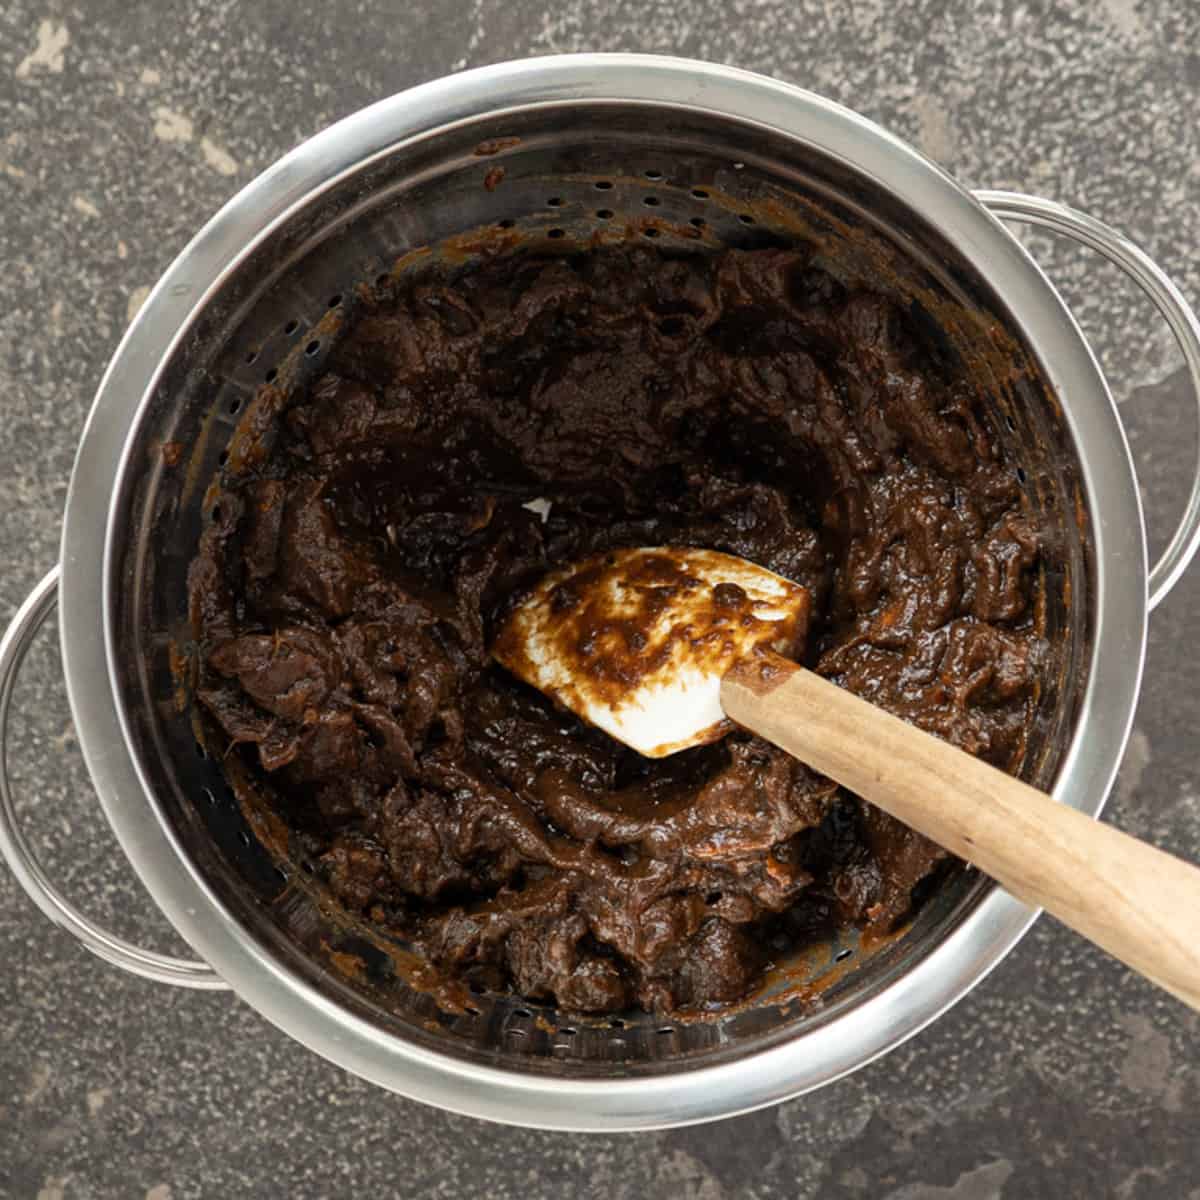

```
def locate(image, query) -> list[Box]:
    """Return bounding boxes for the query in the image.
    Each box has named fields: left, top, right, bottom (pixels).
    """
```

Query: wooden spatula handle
left=722, top=651, right=1200, bottom=1012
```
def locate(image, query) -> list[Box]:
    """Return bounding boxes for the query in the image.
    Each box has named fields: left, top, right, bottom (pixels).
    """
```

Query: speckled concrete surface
left=2, top=2, right=1199, bottom=1197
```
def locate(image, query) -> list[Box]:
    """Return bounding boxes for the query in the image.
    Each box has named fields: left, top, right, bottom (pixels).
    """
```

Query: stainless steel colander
left=3, top=55, right=1200, bottom=1130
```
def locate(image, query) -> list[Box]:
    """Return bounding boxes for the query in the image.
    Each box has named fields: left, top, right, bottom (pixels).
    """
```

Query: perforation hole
left=559, top=1026, right=577, bottom=1036
left=643, top=195, right=661, bottom=207
left=644, top=169, right=664, bottom=180
left=690, top=217, right=706, bottom=229
left=244, top=349, right=258, bottom=365
left=497, top=218, right=516, bottom=230
left=284, top=319, right=299, bottom=335
left=238, top=830, right=252, bottom=848
left=217, top=449, right=229, bottom=466
left=596, top=209, right=613, bottom=220
left=738, top=213, right=756, bottom=225
left=1016, top=467, right=1027, bottom=484
left=465, top=1004, right=480, bottom=1017
left=1005, top=414, right=1017, bottom=432
left=227, top=397, right=241, bottom=415
left=328, top=293, right=343, bottom=308
left=513, top=1007, right=532, bottom=1019
left=264, top=368, right=278, bottom=384
left=609, top=1017, right=626, bottom=1030
left=835, top=948, right=853, bottom=963
left=658, top=1027, right=675, bottom=1037
left=305, top=339, right=321, bottom=356
left=642, top=227, right=660, bottom=239
left=546, top=196, right=564, bottom=208
left=547, top=228, right=565, bottom=240
left=201, top=787, right=217, bottom=806
left=375, top=271, right=390, bottom=287
left=691, top=188, right=709, bottom=199
left=593, top=180, right=613, bottom=191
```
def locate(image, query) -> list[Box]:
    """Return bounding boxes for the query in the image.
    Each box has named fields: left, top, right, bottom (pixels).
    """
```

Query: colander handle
left=976, top=190, right=1200, bottom=612
left=0, top=566, right=228, bottom=990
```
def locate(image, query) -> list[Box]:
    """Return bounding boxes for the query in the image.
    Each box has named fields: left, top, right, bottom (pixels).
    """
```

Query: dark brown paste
left=189, top=244, right=1046, bottom=1014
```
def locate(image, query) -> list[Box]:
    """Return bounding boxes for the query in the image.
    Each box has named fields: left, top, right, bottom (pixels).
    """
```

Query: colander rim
left=60, top=53, right=1145, bottom=1130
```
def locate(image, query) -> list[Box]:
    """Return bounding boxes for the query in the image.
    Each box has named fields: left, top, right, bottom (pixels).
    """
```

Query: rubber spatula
left=494, top=546, right=1200, bottom=1012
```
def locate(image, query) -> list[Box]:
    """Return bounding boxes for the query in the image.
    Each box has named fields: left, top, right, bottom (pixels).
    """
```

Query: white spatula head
left=494, top=547, right=811, bottom=757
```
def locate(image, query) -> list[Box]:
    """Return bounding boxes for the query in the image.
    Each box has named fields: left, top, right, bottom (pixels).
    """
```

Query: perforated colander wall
left=108, top=100, right=1090, bottom=1075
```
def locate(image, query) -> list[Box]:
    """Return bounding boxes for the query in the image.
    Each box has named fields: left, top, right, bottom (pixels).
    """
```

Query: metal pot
left=2, top=55, right=1199, bottom=1131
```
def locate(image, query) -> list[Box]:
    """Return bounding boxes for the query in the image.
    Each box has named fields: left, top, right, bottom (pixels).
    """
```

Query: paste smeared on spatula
left=494, top=547, right=811, bottom=757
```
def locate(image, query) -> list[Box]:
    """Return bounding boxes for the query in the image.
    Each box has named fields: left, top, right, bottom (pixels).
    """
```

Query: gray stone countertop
left=2, top=1, right=1199, bottom=1196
